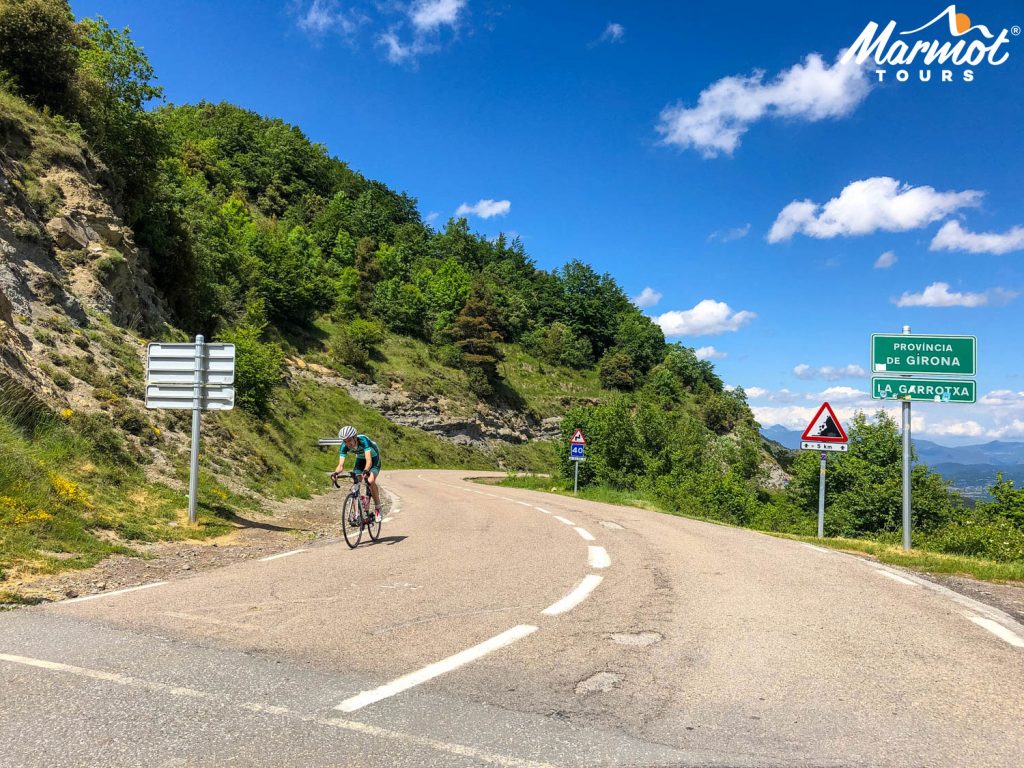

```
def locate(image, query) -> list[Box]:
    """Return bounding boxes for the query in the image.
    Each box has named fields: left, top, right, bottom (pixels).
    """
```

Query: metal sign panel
left=145, top=384, right=235, bottom=411
left=570, top=428, right=586, bottom=445
left=800, top=402, right=848, bottom=444
left=871, top=334, right=976, bottom=376
left=871, top=377, right=976, bottom=404
left=146, top=343, right=236, bottom=385
left=147, top=342, right=236, bottom=359
left=801, top=441, right=849, bottom=452
left=570, top=443, right=585, bottom=461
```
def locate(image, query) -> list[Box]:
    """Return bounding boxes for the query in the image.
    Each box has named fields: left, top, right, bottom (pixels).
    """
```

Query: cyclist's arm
left=335, top=453, right=346, bottom=474
left=363, top=449, right=373, bottom=468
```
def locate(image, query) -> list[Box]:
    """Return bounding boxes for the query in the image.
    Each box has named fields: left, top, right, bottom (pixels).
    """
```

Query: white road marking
left=336, top=625, right=539, bottom=712
left=598, top=521, right=623, bottom=530
left=322, top=717, right=556, bottom=768
left=0, top=653, right=211, bottom=698
left=542, top=574, right=603, bottom=616
left=258, top=549, right=309, bottom=562
left=968, top=616, right=1024, bottom=648
left=533, top=506, right=552, bottom=514
left=62, top=581, right=167, bottom=604
left=554, top=516, right=575, bottom=526
left=800, top=543, right=831, bottom=553
left=574, top=527, right=595, bottom=542
left=876, top=571, right=918, bottom=587
left=588, top=546, right=611, bottom=569
left=516, top=501, right=533, bottom=508
left=0, top=653, right=553, bottom=768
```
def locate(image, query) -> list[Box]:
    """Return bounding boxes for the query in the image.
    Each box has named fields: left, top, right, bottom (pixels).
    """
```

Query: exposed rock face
left=292, top=365, right=560, bottom=445
left=0, top=121, right=165, bottom=351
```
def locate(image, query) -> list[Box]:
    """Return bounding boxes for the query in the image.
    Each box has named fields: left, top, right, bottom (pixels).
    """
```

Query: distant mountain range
left=760, top=425, right=1024, bottom=497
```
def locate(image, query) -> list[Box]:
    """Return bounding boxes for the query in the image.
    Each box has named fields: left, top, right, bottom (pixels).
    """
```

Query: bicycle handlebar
left=331, top=470, right=366, bottom=489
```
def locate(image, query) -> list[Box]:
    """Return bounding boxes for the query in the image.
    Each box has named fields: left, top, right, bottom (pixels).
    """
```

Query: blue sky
left=71, top=1, right=1024, bottom=443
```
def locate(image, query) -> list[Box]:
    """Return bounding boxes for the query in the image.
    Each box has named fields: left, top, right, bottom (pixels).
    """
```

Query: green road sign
left=871, top=334, right=976, bottom=376
left=871, top=377, right=976, bottom=403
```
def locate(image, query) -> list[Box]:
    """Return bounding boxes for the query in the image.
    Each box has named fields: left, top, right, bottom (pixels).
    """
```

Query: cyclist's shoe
left=374, top=507, right=382, bottom=522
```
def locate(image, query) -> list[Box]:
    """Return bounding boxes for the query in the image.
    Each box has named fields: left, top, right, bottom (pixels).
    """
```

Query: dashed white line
left=258, top=549, right=309, bottom=562
left=542, top=574, right=603, bottom=616
left=515, top=501, right=533, bottom=508
left=554, top=516, right=575, bottom=526
left=533, top=506, right=552, bottom=514
left=574, top=527, right=595, bottom=542
left=336, top=625, right=539, bottom=712
left=876, top=570, right=918, bottom=587
left=968, top=615, right=1024, bottom=648
left=62, top=581, right=167, bottom=604
left=588, top=546, right=610, bottom=569
left=0, top=653, right=554, bottom=768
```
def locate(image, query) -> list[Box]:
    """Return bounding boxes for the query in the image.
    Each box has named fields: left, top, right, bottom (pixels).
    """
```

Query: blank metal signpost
left=188, top=336, right=203, bottom=525
left=145, top=337, right=235, bottom=524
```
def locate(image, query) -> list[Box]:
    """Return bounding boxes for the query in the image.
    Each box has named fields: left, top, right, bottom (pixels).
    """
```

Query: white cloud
left=424, top=211, right=440, bottom=223
left=927, top=420, right=986, bottom=438
left=708, top=223, right=751, bottom=242
left=632, top=287, right=662, bottom=309
left=793, top=363, right=867, bottom=381
left=987, top=419, right=1024, bottom=439
left=596, top=22, right=625, bottom=44
left=979, top=390, right=1024, bottom=407
left=377, top=0, right=466, bottom=63
left=654, top=299, right=756, bottom=337
left=379, top=31, right=416, bottom=63
left=768, top=177, right=982, bottom=243
left=930, top=220, right=1024, bottom=256
left=694, top=346, right=727, bottom=360
left=894, top=282, right=1017, bottom=308
left=410, top=0, right=466, bottom=32
left=874, top=250, right=897, bottom=269
left=296, top=0, right=360, bottom=35
left=819, top=385, right=866, bottom=403
left=455, top=199, right=511, bottom=219
left=656, top=53, right=870, bottom=157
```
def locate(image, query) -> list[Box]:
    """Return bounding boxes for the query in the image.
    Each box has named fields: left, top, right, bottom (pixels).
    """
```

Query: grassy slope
left=493, top=476, right=1024, bottom=583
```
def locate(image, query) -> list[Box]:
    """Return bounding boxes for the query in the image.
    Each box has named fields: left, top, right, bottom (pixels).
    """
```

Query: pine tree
left=449, top=283, right=503, bottom=391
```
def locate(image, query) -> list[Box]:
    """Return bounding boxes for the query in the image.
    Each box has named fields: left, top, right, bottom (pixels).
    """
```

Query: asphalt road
left=2, top=470, right=1023, bottom=767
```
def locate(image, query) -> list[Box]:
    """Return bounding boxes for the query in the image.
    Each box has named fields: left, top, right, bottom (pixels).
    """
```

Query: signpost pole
left=573, top=460, right=579, bottom=496
left=188, top=334, right=203, bottom=525
left=818, top=451, right=826, bottom=538
left=901, top=325, right=912, bottom=550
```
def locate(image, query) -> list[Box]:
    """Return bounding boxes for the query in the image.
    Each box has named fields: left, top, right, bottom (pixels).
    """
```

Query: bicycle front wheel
left=367, top=503, right=382, bottom=541
left=342, top=494, right=363, bottom=549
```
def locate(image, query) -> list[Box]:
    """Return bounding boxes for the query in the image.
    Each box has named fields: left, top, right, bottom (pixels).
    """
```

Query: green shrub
left=94, top=252, right=127, bottom=282
left=923, top=517, right=1024, bottom=563
left=0, top=0, right=79, bottom=113
left=217, top=324, right=284, bottom=416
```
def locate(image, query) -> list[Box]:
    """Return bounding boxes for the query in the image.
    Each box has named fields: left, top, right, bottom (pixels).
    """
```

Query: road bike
left=332, top=470, right=382, bottom=548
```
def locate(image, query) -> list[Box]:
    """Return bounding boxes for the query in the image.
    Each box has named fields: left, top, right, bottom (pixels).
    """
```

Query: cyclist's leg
left=366, top=461, right=382, bottom=509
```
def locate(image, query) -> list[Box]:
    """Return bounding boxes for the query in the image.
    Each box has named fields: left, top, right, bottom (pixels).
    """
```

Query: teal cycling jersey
left=340, top=434, right=379, bottom=462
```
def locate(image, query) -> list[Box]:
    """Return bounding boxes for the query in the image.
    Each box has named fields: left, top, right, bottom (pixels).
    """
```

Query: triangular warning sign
left=570, top=428, right=586, bottom=444
left=800, top=402, right=848, bottom=443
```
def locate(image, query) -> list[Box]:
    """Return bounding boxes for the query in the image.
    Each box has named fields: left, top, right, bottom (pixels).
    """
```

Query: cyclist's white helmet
left=338, top=426, right=357, bottom=440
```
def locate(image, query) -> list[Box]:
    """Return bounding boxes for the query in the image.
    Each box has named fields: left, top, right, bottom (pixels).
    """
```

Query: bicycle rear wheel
left=342, top=494, right=363, bottom=548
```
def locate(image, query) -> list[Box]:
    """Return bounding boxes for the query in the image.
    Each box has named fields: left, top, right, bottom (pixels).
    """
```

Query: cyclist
left=332, top=426, right=383, bottom=521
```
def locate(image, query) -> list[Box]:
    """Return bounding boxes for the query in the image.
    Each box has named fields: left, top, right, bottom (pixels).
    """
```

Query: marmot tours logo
left=841, top=4, right=1018, bottom=83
